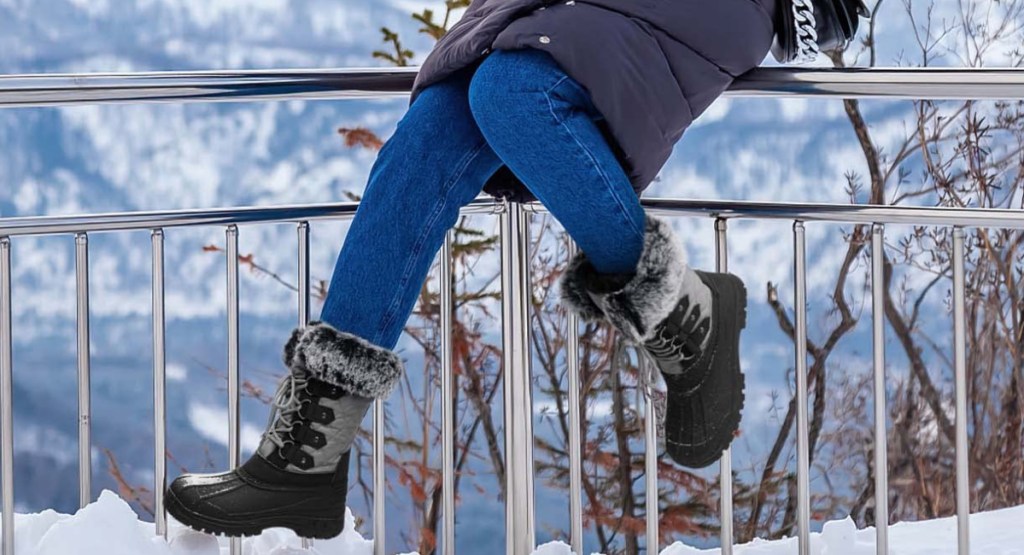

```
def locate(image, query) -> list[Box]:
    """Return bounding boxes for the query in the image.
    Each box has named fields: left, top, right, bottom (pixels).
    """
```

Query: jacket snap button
left=481, top=48, right=491, bottom=55
left=538, top=35, right=551, bottom=44
left=538, top=5, right=546, bottom=9
left=565, top=0, right=575, bottom=4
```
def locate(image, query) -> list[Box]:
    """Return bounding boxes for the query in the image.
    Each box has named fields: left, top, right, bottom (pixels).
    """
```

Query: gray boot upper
left=254, top=321, right=405, bottom=474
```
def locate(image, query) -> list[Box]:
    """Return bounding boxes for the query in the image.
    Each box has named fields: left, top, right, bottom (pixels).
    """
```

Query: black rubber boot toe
left=165, top=451, right=350, bottom=539
left=659, top=271, right=747, bottom=468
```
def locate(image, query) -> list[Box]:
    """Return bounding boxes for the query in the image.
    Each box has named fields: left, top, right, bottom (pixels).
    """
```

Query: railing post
left=75, top=233, right=92, bottom=508
left=369, top=212, right=386, bottom=555
left=297, top=222, right=314, bottom=551
left=715, top=218, right=734, bottom=555
left=565, top=239, right=584, bottom=555
left=373, top=399, right=386, bottom=555
left=441, top=228, right=456, bottom=555
left=500, top=200, right=535, bottom=555
left=1, top=237, right=13, bottom=555
left=793, top=221, right=811, bottom=555
left=952, top=227, right=970, bottom=555
left=152, top=229, right=167, bottom=537
left=871, top=224, right=888, bottom=554
left=642, top=355, right=659, bottom=554
left=225, top=225, right=241, bottom=555
left=297, top=222, right=310, bottom=327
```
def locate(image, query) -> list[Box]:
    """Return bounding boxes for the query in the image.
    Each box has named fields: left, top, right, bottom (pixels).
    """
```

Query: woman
left=164, top=0, right=778, bottom=540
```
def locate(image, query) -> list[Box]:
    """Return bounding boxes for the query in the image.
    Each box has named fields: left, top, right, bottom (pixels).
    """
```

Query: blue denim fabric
left=319, top=47, right=646, bottom=351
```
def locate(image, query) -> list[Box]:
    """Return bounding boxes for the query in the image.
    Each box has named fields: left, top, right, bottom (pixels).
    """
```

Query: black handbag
left=771, top=0, right=871, bottom=63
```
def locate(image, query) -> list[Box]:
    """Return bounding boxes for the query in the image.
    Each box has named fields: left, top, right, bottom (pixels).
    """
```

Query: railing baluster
left=152, top=229, right=167, bottom=537
left=441, top=228, right=456, bottom=555
left=565, top=239, right=584, bottom=555
left=75, top=233, right=92, bottom=508
left=225, top=225, right=241, bottom=555
left=226, top=225, right=241, bottom=465
left=297, top=222, right=310, bottom=327
left=297, top=222, right=313, bottom=552
left=871, top=224, right=888, bottom=554
left=642, top=355, right=659, bottom=554
left=952, top=227, right=970, bottom=555
left=793, top=221, right=811, bottom=555
left=373, top=399, right=385, bottom=555
left=1, top=237, right=13, bottom=555
left=500, top=201, right=536, bottom=555
left=523, top=208, right=536, bottom=552
left=715, top=218, right=734, bottom=555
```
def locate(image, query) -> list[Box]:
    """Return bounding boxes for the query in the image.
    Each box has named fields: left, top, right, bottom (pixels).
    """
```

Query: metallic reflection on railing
left=7, top=197, right=1024, bottom=238
left=2, top=67, right=1024, bottom=108
left=75, top=233, right=92, bottom=509
left=1, top=238, right=13, bottom=555
left=793, top=222, right=811, bottom=555
left=151, top=229, right=167, bottom=538
left=715, top=219, right=734, bottom=555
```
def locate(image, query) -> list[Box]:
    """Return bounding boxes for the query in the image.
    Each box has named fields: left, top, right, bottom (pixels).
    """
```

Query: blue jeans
left=319, top=47, right=646, bottom=351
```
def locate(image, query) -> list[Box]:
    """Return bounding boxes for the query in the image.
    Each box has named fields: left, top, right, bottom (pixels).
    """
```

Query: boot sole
left=164, top=486, right=345, bottom=539
left=664, top=271, right=748, bottom=469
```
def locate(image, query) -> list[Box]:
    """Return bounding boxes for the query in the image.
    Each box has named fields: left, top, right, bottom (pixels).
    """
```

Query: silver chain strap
left=791, top=0, right=820, bottom=63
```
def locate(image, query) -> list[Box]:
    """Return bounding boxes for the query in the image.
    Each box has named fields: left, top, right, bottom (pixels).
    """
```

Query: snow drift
left=2, top=489, right=1022, bottom=554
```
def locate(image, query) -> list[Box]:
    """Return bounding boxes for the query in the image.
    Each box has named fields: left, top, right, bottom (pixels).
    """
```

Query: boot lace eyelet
left=644, top=296, right=710, bottom=364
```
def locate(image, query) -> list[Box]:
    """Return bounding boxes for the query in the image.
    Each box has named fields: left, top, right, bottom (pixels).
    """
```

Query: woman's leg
left=466, top=47, right=646, bottom=276
left=318, top=63, right=504, bottom=351
left=469, top=48, right=746, bottom=470
left=165, top=65, right=504, bottom=538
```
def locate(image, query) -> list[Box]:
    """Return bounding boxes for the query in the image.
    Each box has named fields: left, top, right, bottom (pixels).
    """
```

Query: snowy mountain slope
left=0, top=0, right=432, bottom=72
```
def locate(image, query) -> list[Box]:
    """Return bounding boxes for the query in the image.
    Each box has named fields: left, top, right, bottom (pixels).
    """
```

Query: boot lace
left=261, top=371, right=310, bottom=451
left=643, top=297, right=708, bottom=363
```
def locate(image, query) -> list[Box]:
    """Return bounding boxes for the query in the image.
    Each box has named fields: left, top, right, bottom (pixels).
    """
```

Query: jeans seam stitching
left=543, top=84, right=646, bottom=244
left=545, top=75, right=570, bottom=98
left=371, top=140, right=488, bottom=346
left=543, top=76, right=572, bottom=124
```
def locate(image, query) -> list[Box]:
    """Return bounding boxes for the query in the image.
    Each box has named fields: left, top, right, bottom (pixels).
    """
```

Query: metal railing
left=2, top=65, right=1024, bottom=555
left=3, top=66, right=1024, bottom=107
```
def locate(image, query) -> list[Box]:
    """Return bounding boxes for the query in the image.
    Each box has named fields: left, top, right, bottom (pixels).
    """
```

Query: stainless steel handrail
left=0, top=200, right=500, bottom=237
left=5, top=197, right=1024, bottom=238
left=1, top=67, right=1024, bottom=108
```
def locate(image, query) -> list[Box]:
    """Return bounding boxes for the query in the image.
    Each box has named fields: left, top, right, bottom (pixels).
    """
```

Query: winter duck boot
left=558, top=213, right=747, bottom=469
left=164, top=320, right=403, bottom=539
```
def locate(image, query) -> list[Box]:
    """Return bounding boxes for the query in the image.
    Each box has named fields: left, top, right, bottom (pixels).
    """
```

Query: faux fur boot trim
left=557, top=254, right=610, bottom=323
left=282, top=321, right=404, bottom=399
left=557, top=213, right=686, bottom=344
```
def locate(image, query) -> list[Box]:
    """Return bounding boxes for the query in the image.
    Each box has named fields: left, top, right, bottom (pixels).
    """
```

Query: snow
left=2, top=489, right=1023, bottom=554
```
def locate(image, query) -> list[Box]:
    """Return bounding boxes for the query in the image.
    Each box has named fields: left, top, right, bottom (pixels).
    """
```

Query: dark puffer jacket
left=409, top=0, right=779, bottom=203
